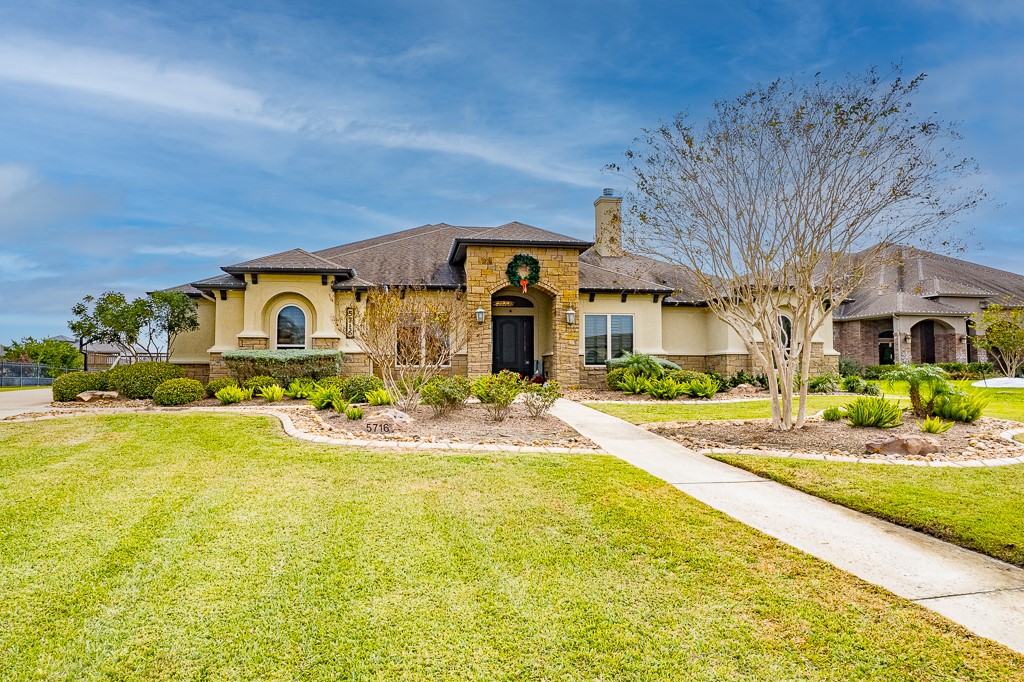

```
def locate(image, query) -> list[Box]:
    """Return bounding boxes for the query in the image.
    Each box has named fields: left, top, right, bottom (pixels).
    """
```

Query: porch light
left=475, top=306, right=486, bottom=323
left=566, top=307, right=576, bottom=325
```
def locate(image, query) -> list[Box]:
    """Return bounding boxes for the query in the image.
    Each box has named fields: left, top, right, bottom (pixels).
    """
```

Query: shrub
left=471, top=370, right=524, bottom=421
left=204, top=377, right=238, bottom=398
left=861, top=364, right=890, bottom=380
left=644, top=377, right=687, bottom=400
left=822, top=406, right=843, bottom=422
left=880, top=364, right=953, bottom=417
left=918, top=416, right=954, bottom=434
left=345, top=406, right=364, bottom=420
left=667, top=369, right=708, bottom=385
left=221, top=349, right=342, bottom=384
left=284, top=378, right=318, bottom=399
left=617, top=373, right=650, bottom=395
left=523, top=381, right=561, bottom=417
left=807, top=372, right=840, bottom=394
left=840, top=375, right=867, bottom=393
left=107, top=362, right=184, bottom=399
left=839, top=357, right=863, bottom=377
left=683, top=374, right=721, bottom=399
left=242, top=375, right=279, bottom=391
left=153, top=378, right=204, bottom=406
left=844, top=397, right=903, bottom=428
left=342, top=374, right=386, bottom=402
left=863, top=383, right=883, bottom=396
left=420, top=375, right=471, bottom=417
left=605, top=351, right=680, bottom=378
left=366, top=389, right=393, bottom=406
left=703, top=370, right=726, bottom=392
left=605, top=367, right=631, bottom=391
left=967, top=361, right=994, bottom=377
left=215, top=385, right=247, bottom=404
left=310, top=386, right=347, bottom=411
left=258, top=385, right=285, bottom=402
left=932, top=391, right=989, bottom=424
left=52, top=371, right=109, bottom=402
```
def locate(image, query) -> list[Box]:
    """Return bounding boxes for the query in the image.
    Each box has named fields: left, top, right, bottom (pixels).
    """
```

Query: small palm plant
left=880, top=364, right=953, bottom=417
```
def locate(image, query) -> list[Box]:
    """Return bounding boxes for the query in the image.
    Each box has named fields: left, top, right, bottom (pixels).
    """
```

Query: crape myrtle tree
left=349, top=286, right=469, bottom=411
left=971, top=303, right=1024, bottom=378
left=613, top=68, right=983, bottom=430
left=69, top=290, right=199, bottom=362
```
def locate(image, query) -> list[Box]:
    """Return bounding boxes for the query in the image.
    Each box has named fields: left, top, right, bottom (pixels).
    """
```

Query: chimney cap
left=602, top=187, right=616, bottom=197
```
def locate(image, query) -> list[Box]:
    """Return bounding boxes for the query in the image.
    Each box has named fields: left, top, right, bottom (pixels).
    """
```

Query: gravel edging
left=2, top=406, right=604, bottom=455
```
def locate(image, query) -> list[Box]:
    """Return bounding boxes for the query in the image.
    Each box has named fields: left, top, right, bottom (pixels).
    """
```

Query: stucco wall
left=169, top=298, right=216, bottom=364
left=238, top=274, right=341, bottom=348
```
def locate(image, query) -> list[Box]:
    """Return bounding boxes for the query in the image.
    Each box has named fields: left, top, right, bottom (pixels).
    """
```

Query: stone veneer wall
left=833, top=319, right=894, bottom=367
left=177, top=363, right=211, bottom=385
left=463, top=245, right=581, bottom=386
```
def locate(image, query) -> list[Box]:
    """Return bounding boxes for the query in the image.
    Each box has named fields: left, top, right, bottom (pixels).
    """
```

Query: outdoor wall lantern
left=475, top=307, right=486, bottom=323
left=566, top=307, right=576, bottom=325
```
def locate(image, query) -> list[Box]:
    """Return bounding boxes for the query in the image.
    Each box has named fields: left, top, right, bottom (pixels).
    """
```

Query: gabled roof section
left=222, top=248, right=354, bottom=276
left=835, top=292, right=972, bottom=321
left=916, top=277, right=995, bottom=299
left=448, top=222, right=593, bottom=264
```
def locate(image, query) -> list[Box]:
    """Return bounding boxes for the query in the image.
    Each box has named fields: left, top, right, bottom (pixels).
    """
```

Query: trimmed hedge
left=153, top=378, right=204, bottom=406
left=52, top=371, right=109, bottom=402
left=222, top=349, right=342, bottom=384
left=107, top=363, right=184, bottom=399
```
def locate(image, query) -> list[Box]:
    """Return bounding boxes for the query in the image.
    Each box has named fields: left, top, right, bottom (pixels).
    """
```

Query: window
left=584, top=314, right=633, bottom=365
left=779, top=314, right=793, bottom=353
left=277, top=305, right=306, bottom=349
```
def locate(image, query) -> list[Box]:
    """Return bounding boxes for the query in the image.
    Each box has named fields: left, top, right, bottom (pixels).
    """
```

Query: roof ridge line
left=323, top=224, right=465, bottom=257
left=580, top=260, right=673, bottom=290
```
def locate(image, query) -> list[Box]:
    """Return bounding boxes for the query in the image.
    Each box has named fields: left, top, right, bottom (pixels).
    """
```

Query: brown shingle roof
left=448, top=222, right=593, bottom=263
left=192, top=274, right=247, bottom=291
left=834, top=244, right=1024, bottom=321
left=222, top=248, right=354, bottom=275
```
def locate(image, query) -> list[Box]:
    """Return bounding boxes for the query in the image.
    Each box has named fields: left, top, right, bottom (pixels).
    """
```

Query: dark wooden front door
left=492, top=316, right=533, bottom=376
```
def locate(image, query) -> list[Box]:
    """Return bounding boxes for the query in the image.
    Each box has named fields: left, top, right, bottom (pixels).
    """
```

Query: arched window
left=779, top=314, right=793, bottom=353
left=277, top=305, right=306, bottom=349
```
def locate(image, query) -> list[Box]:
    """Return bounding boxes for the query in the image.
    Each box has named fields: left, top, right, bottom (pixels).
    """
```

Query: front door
left=492, top=316, right=534, bottom=376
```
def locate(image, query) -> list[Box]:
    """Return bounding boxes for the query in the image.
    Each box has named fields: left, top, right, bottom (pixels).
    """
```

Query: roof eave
left=448, top=238, right=594, bottom=264
left=221, top=266, right=355, bottom=276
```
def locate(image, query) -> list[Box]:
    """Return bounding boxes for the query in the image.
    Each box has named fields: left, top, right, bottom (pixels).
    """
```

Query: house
left=166, top=190, right=840, bottom=385
left=47, top=335, right=126, bottom=371
left=833, top=245, right=1024, bottom=367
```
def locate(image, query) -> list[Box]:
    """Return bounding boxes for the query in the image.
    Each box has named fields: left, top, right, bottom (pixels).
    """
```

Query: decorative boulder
left=75, top=391, right=120, bottom=402
left=364, top=408, right=414, bottom=434
left=864, top=435, right=941, bottom=456
left=728, top=383, right=758, bottom=395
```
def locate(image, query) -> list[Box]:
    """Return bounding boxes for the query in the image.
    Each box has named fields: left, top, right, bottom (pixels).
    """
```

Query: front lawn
left=0, top=415, right=1021, bottom=679
left=711, top=454, right=1024, bottom=568
left=0, top=386, right=48, bottom=392
left=587, top=395, right=855, bottom=424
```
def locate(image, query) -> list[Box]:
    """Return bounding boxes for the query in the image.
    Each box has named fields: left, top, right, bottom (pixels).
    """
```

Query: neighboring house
left=833, top=245, right=1024, bottom=367
left=47, top=335, right=141, bottom=371
left=165, top=190, right=840, bottom=385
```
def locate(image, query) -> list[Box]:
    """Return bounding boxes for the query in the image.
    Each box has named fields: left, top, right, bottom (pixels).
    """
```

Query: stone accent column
left=237, top=337, right=269, bottom=350
left=955, top=334, right=969, bottom=364
left=208, top=353, right=229, bottom=380
left=312, top=337, right=341, bottom=350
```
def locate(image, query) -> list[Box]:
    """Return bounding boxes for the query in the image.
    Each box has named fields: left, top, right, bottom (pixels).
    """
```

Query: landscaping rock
left=364, top=408, right=415, bottom=433
left=728, top=383, right=758, bottom=395
left=75, top=391, right=119, bottom=402
left=864, top=435, right=941, bottom=456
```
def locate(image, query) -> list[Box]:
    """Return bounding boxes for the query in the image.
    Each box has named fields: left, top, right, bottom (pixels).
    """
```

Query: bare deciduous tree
left=614, top=68, right=983, bottom=430
left=348, top=286, right=469, bottom=411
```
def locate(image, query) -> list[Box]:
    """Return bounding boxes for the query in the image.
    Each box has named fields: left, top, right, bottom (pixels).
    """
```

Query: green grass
left=1, top=415, right=1021, bottom=679
left=587, top=395, right=857, bottom=424
left=0, top=386, right=49, bottom=392
left=711, top=454, right=1024, bottom=568
left=878, top=379, right=1024, bottom=422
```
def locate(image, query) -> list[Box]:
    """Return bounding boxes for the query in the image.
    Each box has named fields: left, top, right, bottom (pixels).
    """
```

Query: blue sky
left=1, top=0, right=1022, bottom=340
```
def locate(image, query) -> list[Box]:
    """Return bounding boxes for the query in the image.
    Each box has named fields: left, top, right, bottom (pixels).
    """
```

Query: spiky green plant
left=844, top=397, right=903, bottom=428
left=918, top=416, right=954, bottom=434
left=258, top=384, right=285, bottom=402
left=880, top=364, right=953, bottom=417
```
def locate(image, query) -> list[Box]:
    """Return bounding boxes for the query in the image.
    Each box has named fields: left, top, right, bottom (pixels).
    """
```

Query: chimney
left=594, top=188, right=623, bottom=257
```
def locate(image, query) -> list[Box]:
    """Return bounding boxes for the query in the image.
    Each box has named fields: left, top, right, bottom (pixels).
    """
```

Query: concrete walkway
left=550, top=399, right=1024, bottom=654
left=0, top=388, right=53, bottom=419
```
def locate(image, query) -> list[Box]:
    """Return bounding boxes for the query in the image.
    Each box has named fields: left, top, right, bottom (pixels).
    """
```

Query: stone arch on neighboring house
left=263, top=293, right=316, bottom=350
left=910, top=319, right=958, bottom=364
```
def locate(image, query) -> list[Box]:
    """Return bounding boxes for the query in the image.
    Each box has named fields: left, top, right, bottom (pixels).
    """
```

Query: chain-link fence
left=0, top=362, right=78, bottom=387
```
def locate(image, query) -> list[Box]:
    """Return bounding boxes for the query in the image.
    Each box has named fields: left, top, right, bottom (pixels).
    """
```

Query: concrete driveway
left=0, top=388, right=53, bottom=419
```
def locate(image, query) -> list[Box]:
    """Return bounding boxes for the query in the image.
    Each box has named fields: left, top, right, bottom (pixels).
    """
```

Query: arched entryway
left=910, top=319, right=957, bottom=364
left=490, top=288, right=553, bottom=377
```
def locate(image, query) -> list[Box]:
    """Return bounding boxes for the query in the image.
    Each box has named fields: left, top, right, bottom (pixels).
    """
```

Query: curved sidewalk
left=0, top=388, right=54, bottom=419
left=550, top=399, right=1024, bottom=654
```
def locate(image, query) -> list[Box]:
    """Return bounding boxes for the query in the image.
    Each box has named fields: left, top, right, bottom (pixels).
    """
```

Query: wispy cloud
left=0, top=162, right=110, bottom=234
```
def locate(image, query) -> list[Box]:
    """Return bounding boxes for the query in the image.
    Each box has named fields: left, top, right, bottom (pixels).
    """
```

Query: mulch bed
left=649, top=415, right=1024, bottom=461
left=317, top=402, right=597, bottom=449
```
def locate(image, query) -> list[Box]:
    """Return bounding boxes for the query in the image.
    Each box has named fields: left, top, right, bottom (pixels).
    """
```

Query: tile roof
left=222, top=248, right=354, bottom=275
left=834, top=244, right=1024, bottom=321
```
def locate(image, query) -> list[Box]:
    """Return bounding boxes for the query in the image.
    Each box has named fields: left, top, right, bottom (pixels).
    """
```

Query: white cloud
left=0, top=162, right=109, bottom=234
left=0, top=36, right=298, bottom=130
left=134, top=244, right=263, bottom=259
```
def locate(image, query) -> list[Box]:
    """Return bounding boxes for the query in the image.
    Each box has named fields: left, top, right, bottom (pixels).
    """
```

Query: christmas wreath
left=506, top=254, right=541, bottom=293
